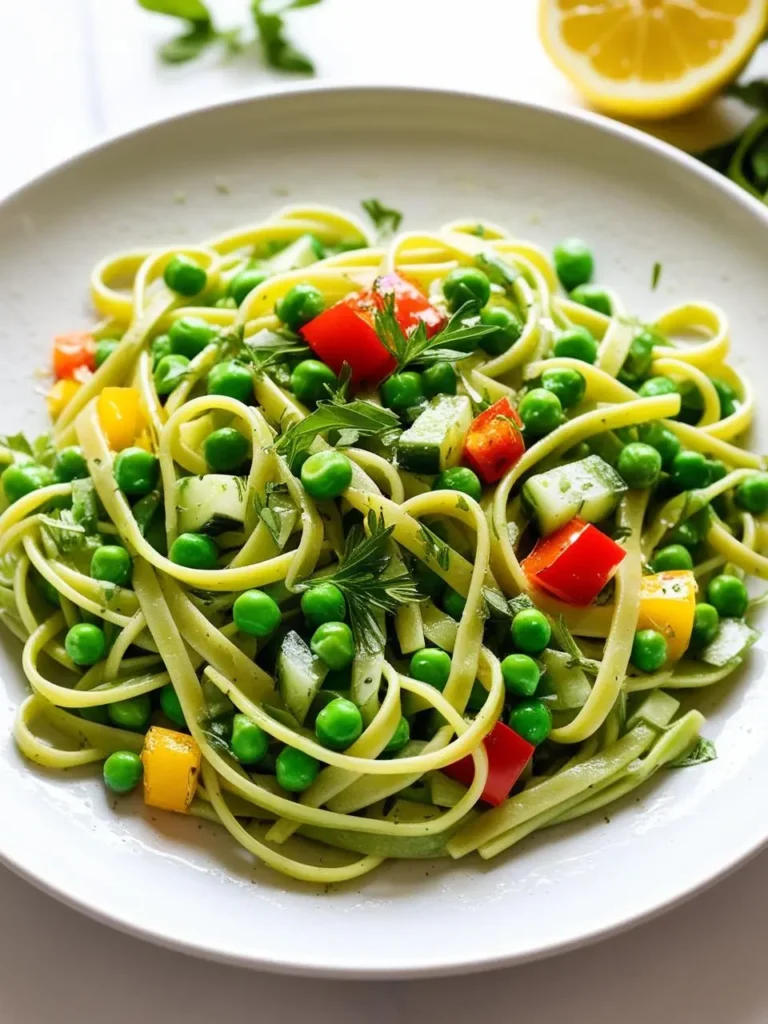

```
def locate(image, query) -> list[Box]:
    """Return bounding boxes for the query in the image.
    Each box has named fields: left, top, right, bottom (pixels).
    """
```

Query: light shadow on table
left=0, top=844, right=766, bottom=1024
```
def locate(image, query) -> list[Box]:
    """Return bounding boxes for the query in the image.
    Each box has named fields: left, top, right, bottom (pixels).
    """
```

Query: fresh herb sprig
left=218, top=325, right=310, bottom=377
left=698, top=81, right=768, bottom=201
left=137, top=0, right=322, bottom=73
left=361, top=199, right=403, bottom=239
left=252, top=481, right=290, bottom=545
left=555, top=615, right=601, bottom=675
left=373, top=295, right=496, bottom=373
left=273, top=398, right=401, bottom=467
left=300, top=510, right=421, bottom=652
left=669, top=736, right=717, bottom=768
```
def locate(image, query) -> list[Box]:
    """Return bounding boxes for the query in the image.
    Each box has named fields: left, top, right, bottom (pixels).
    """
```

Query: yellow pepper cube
left=46, top=379, right=81, bottom=421
left=97, top=386, right=144, bottom=452
left=637, top=570, right=697, bottom=661
left=141, top=725, right=201, bottom=814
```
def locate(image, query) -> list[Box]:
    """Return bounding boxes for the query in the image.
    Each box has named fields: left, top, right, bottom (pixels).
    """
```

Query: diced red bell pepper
left=521, top=516, right=626, bottom=606
left=300, top=272, right=445, bottom=388
left=53, top=331, right=96, bottom=381
left=462, top=396, right=525, bottom=484
left=442, top=720, right=534, bottom=807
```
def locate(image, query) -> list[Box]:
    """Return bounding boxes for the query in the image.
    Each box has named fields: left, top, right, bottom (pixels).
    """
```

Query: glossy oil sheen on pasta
left=0, top=203, right=764, bottom=885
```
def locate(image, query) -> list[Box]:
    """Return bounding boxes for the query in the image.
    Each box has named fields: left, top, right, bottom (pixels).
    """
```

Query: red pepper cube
left=301, top=272, right=444, bottom=389
left=53, top=331, right=96, bottom=381
left=521, top=517, right=626, bottom=606
left=442, top=720, right=535, bottom=807
left=463, top=396, right=525, bottom=484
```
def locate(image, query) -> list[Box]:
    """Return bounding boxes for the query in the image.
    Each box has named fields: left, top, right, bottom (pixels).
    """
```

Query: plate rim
left=2, top=82, right=768, bottom=978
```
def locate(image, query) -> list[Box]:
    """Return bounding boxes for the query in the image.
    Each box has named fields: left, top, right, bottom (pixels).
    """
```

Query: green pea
left=707, top=460, right=727, bottom=485
left=541, top=367, right=586, bottom=408
left=164, top=254, right=207, bottom=296
left=276, top=746, right=319, bottom=793
left=442, top=267, right=491, bottom=312
left=206, top=360, right=254, bottom=403
left=433, top=466, right=482, bottom=502
left=65, top=623, right=106, bottom=666
left=508, top=699, right=552, bottom=745
left=94, top=339, right=119, bottom=368
left=54, top=446, right=88, bottom=482
left=290, top=359, right=337, bottom=406
left=159, top=683, right=186, bottom=727
left=232, top=589, right=281, bottom=637
left=300, top=450, right=353, bottom=500
left=203, top=427, right=250, bottom=472
left=102, top=751, right=143, bottom=794
left=553, top=238, right=594, bottom=291
left=672, top=449, right=710, bottom=491
left=301, top=583, right=346, bottom=627
left=421, top=362, right=457, bottom=398
left=91, top=545, right=132, bottom=587
left=479, top=306, right=523, bottom=356
left=676, top=381, right=704, bottom=425
left=151, top=334, right=172, bottom=368
left=511, top=608, right=551, bottom=655
left=153, top=353, right=190, bottom=396
left=384, top=716, right=411, bottom=754
left=108, top=694, right=152, bottom=732
left=409, top=648, right=452, bottom=690
left=631, top=629, right=668, bottom=672
left=518, top=387, right=562, bottom=436
left=442, top=589, right=466, bottom=620
left=650, top=544, right=693, bottom=572
left=169, top=532, right=219, bottom=570
left=315, top=696, right=363, bottom=750
left=617, top=330, right=654, bottom=387
left=667, top=519, right=700, bottom=550
left=617, top=442, right=662, bottom=489
left=553, top=326, right=598, bottom=365
left=310, top=621, right=356, bottom=671
left=691, top=603, right=719, bottom=648
left=275, top=284, right=325, bottom=331
left=639, top=376, right=677, bottom=399
left=380, top=372, right=424, bottom=412
left=638, top=422, right=681, bottom=470
left=231, top=713, right=269, bottom=764
left=500, top=653, right=540, bottom=697
left=707, top=574, right=748, bottom=618
left=2, top=463, right=54, bottom=504
left=169, top=316, right=218, bottom=359
left=113, top=447, right=159, bottom=496
left=735, top=473, right=768, bottom=515
left=228, top=268, right=269, bottom=306
left=80, top=704, right=109, bottom=724
left=569, top=284, right=612, bottom=317
left=712, top=378, right=737, bottom=419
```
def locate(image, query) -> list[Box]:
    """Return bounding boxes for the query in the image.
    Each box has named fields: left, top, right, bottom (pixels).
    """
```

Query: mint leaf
left=669, top=737, right=717, bottom=768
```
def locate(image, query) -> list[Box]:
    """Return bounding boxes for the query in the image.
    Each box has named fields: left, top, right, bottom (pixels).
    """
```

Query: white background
left=1, top=1, right=767, bottom=1020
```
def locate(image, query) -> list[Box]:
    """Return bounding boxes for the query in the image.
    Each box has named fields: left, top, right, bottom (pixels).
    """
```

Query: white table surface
left=2, top=1, right=767, bottom=1020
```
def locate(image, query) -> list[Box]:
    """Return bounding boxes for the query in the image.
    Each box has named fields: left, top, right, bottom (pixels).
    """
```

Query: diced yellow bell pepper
left=141, top=725, right=201, bottom=813
left=97, top=387, right=144, bottom=451
left=47, top=379, right=81, bottom=421
left=637, top=570, right=697, bottom=661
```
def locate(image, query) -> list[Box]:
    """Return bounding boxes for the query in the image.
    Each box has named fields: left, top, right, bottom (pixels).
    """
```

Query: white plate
left=1, top=86, right=767, bottom=978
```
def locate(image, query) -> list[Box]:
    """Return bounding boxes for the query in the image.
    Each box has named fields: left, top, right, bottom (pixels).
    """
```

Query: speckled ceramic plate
left=1, top=86, right=767, bottom=978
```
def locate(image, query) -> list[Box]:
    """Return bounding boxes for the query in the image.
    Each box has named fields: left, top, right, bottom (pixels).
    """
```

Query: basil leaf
left=669, top=737, right=717, bottom=768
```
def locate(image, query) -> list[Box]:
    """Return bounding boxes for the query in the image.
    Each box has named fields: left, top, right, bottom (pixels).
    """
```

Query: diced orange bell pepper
left=463, top=397, right=525, bottom=484
left=637, top=570, right=697, bottom=661
left=46, top=379, right=81, bottom=421
left=53, top=331, right=96, bottom=380
left=141, top=726, right=201, bottom=813
left=97, top=387, right=144, bottom=451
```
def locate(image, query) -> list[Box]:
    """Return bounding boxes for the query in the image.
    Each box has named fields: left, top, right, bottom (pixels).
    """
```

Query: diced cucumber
left=266, top=234, right=322, bottom=274
left=699, top=619, right=759, bottom=667
left=396, top=395, right=472, bottom=474
left=175, top=474, right=247, bottom=534
left=626, top=689, right=680, bottom=731
left=276, top=630, right=328, bottom=725
left=522, top=454, right=627, bottom=535
left=538, top=649, right=592, bottom=711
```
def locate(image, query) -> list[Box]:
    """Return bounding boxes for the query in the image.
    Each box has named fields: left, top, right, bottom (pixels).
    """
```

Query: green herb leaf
left=416, top=524, right=451, bottom=572
left=253, top=481, right=289, bottom=546
left=132, top=490, right=162, bottom=536
left=373, top=294, right=495, bottom=373
left=138, top=0, right=211, bottom=19
left=483, top=587, right=511, bottom=620
left=159, top=23, right=218, bottom=62
left=72, top=479, right=99, bottom=534
left=475, top=252, right=519, bottom=296
left=361, top=198, right=403, bottom=238
left=0, top=433, right=34, bottom=462
left=274, top=398, right=400, bottom=466
left=669, top=736, right=717, bottom=768
left=554, top=614, right=600, bottom=674
left=651, top=261, right=662, bottom=290
left=251, top=0, right=315, bottom=73
left=727, top=78, right=768, bottom=109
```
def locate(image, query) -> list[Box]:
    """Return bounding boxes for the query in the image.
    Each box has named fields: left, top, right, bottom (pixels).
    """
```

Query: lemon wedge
left=539, top=0, right=768, bottom=120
